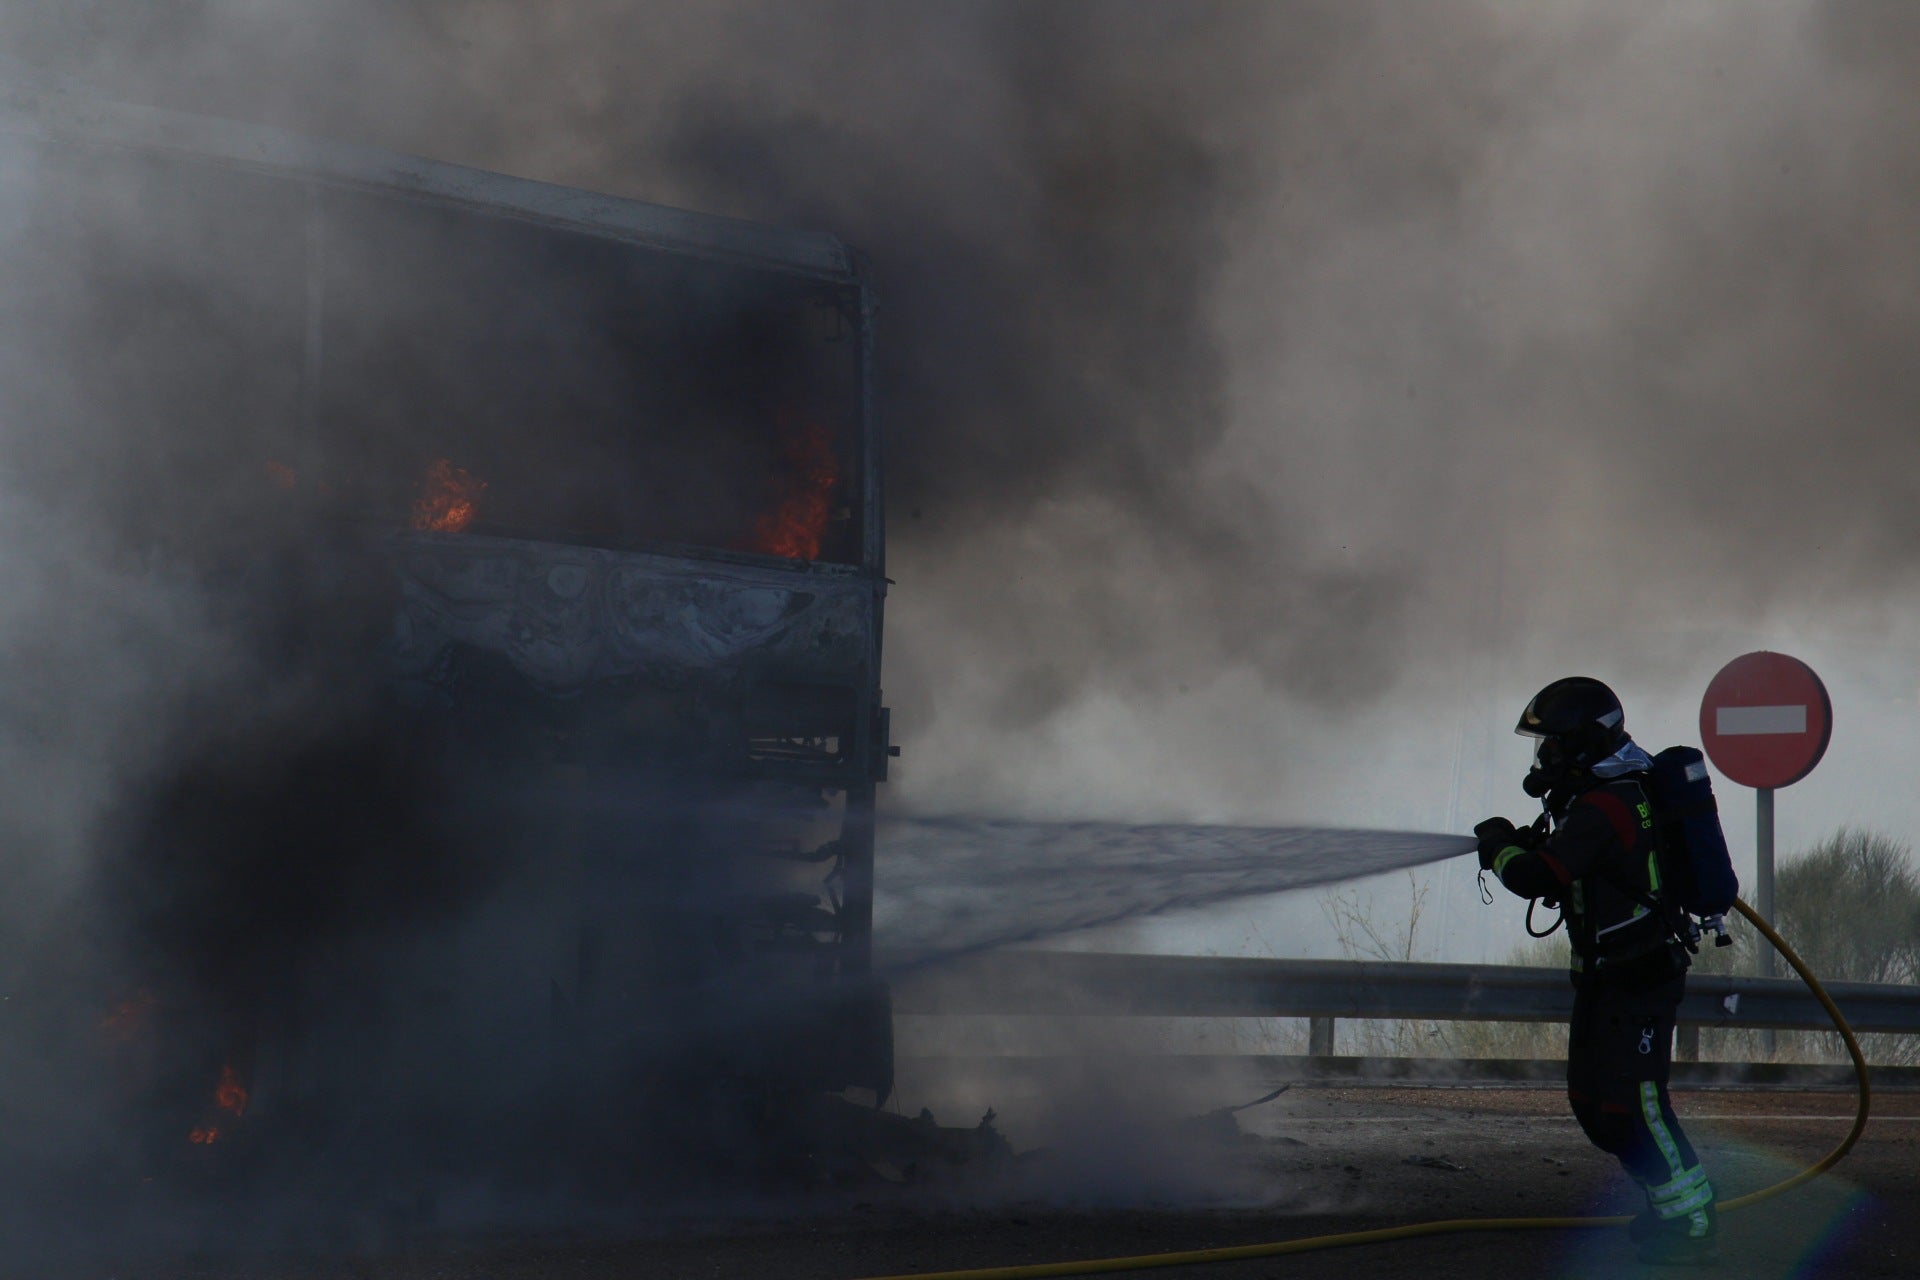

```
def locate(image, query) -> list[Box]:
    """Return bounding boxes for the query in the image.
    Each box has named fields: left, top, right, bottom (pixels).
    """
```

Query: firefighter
left=1475, top=677, right=1718, bottom=1265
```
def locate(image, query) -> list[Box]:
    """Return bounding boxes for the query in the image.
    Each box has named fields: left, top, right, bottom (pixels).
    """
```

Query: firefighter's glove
left=1474, top=817, right=1525, bottom=871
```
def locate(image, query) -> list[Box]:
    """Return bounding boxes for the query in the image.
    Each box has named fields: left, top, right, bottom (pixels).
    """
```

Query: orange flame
left=187, top=1064, right=248, bottom=1146
left=750, top=425, right=840, bottom=560
left=411, top=458, right=486, bottom=533
left=215, top=1063, right=248, bottom=1117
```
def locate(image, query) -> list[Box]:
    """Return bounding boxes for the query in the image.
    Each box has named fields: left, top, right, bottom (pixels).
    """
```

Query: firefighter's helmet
left=1515, top=676, right=1627, bottom=795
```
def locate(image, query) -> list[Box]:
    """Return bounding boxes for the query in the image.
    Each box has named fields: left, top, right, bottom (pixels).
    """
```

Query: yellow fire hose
left=855, top=898, right=1870, bottom=1280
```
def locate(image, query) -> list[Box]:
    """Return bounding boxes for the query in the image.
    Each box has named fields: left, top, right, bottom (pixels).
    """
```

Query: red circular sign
left=1699, top=651, right=1831, bottom=789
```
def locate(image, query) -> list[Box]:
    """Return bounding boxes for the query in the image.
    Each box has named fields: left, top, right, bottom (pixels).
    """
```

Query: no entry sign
left=1699, top=651, right=1832, bottom=790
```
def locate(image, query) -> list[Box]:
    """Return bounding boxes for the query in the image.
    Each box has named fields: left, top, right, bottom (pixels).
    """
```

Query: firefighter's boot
left=1628, top=1197, right=1718, bottom=1265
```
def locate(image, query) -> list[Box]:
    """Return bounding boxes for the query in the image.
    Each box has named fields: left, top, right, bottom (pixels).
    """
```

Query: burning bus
left=0, top=80, right=895, bottom=1186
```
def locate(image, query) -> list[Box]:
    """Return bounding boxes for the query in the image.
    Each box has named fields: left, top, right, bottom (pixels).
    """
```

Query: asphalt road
left=33, top=1085, right=1918, bottom=1280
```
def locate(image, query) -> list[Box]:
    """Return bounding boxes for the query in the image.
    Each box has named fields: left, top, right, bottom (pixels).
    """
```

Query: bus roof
left=0, top=79, right=860, bottom=284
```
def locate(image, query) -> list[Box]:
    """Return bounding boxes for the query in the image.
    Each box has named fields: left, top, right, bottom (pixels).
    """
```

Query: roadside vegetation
left=1690, top=827, right=1920, bottom=1065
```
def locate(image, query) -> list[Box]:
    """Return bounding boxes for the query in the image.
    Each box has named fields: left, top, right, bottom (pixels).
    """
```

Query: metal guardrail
left=893, top=1052, right=1920, bottom=1091
left=890, top=951, right=1920, bottom=1036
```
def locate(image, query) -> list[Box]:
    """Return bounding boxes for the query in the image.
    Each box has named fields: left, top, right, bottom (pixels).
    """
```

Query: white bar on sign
left=1716, top=705, right=1807, bottom=736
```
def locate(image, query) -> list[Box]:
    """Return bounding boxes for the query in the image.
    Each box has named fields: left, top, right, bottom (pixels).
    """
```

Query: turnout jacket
left=1490, top=777, right=1678, bottom=984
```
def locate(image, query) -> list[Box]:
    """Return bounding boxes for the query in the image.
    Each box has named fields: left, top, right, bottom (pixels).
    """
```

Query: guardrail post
left=1676, top=1023, right=1699, bottom=1062
left=1309, top=1016, right=1336, bottom=1056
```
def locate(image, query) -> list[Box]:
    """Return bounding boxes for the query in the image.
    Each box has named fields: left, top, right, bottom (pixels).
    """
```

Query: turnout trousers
left=1566, top=971, right=1716, bottom=1235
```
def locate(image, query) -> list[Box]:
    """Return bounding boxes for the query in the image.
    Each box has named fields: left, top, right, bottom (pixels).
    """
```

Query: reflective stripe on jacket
left=1493, top=777, right=1669, bottom=975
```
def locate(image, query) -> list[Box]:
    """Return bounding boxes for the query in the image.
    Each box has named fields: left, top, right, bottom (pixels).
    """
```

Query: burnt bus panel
left=743, top=680, right=858, bottom=770
left=0, top=83, right=896, bottom=1161
left=390, top=534, right=874, bottom=701
left=313, top=190, right=867, bottom=567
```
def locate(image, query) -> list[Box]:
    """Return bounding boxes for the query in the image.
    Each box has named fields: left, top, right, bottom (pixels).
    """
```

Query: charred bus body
left=0, top=84, right=893, bottom=1182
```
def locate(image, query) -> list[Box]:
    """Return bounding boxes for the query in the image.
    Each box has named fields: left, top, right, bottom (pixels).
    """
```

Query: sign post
left=1700, top=651, right=1832, bottom=1056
